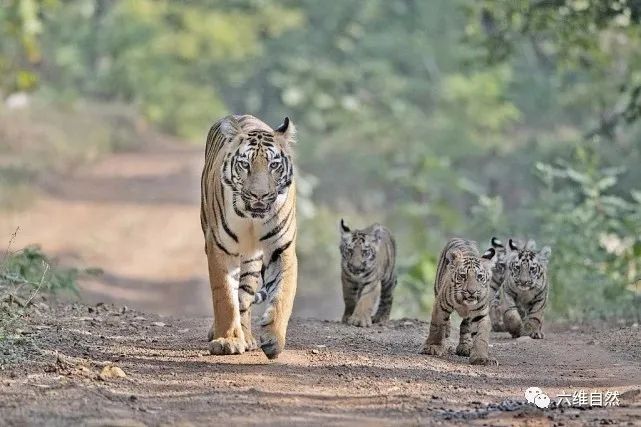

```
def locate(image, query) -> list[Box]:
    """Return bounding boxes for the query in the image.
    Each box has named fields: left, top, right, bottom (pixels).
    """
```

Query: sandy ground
left=0, top=302, right=640, bottom=426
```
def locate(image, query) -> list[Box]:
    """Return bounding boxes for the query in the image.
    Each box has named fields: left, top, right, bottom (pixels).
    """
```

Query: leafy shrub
left=1, top=246, right=82, bottom=295
left=0, top=237, right=93, bottom=340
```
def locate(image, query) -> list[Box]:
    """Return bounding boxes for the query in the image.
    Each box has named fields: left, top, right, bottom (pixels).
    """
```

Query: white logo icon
left=525, top=387, right=542, bottom=403
left=534, top=393, right=551, bottom=409
left=524, top=387, right=551, bottom=408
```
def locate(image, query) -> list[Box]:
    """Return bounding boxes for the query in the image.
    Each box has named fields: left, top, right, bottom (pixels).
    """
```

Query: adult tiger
left=200, top=114, right=297, bottom=359
left=420, top=238, right=498, bottom=365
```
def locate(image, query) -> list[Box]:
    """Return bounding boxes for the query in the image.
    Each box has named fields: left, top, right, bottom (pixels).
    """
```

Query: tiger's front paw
left=244, top=332, right=259, bottom=351
left=372, top=314, right=389, bottom=324
left=523, top=322, right=544, bottom=339
left=209, top=337, right=246, bottom=355
left=259, top=331, right=285, bottom=360
left=420, top=343, right=445, bottom=356
left=529, top=330, right=544, bottom=339
left=455, top=343, right=471, bottom=357
left=470, top=355, right=499, bottom=366
left=347, top=314, right=372, bottom=328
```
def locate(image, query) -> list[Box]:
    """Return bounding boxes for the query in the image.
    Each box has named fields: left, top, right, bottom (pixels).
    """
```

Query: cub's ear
left=219, top=116, right=240, bottom=139
left=482, top=247, right=496, bottom=260
left=538, top=246, right=551, bottom=265
left=508, top=238, right=520, bottom=251
left=446, top=249, right=462, bottom=266
left=274, top=117, right=296, bottom=144
left=491, top=237, right=504, bottom=248
left=340, top=218, right=351, bottom=235
left=482, top=247, right=497, bottom=268
left=372, top=224, right=386, bottom=243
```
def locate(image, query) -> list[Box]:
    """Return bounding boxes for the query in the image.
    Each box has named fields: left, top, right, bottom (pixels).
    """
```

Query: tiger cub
left=420, top=238, right=498, bottom=365
left=339, top=219, right=397, bottom=327
left=488, top=237, right=508, bottom=332
left=502, top=239, right=551, bottom=339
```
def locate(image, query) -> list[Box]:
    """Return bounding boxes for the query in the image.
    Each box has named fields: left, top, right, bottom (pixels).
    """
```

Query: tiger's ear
left=482, top=247, right=496, bottom=260
left=340, top=218, right=351, bottom=236
left=446, top=249, right=463, bottom=266
left=219, top=116, right=240, bottom=139
left=274, top=117, right=296, bottom=145
left=508, top=238, right=520, bottom=252
left=371, top=224, right=386, bottom=243
left=491, top=237, right=504, bottom=248
left=482, top=247, right=497, bottom=268
left=538, top=246, right=551, bottom=265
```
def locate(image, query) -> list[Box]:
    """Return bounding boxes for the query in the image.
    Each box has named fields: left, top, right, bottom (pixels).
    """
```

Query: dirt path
left=1, top=143, right=640, bottom=425
left=0, top=143, right=213, bottom=317
left=0, top=303, right=640, bottom=426
left=0, top=143, right=342, bottom=320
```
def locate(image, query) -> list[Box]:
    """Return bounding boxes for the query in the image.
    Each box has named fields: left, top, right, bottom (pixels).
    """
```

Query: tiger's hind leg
left=420, top=300, right=451, bottom=356
left=237, top=253, right=263, bottom=351
left=258, top=243, right=297, bottom=359
left=206, top=243, right=246, bottom=355
left=372, top=276, right=396, bottom=324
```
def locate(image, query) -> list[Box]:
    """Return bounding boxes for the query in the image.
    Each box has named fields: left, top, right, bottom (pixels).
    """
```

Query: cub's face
left=220, top=117, right=296, bottom=218
left=447, top=248, right=496, bottom=307
left=339, top=220, right=382, bottom=276
left=506, top=239, right=551, bottom=290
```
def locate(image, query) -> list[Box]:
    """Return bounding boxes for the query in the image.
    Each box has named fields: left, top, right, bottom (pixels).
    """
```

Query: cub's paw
left=420, top=344, right=445, bottom=356
left=508, top=330, right=522, bottom=339
left=259, top=332, right=285, bottom=360
left=455, top=343, right=471, bottom=357
left=372, top=315, right=389, bottom=324
left=470, top=356, right=499, bottom=366
left=491, top=320, right=506, bottom=332
left=347, top=314, right=372, bottom=328
left=209, top=337, right=246, bottom=355
left=529, top=331, right=544, bottom=339
left=244, top=333, right=259, bottom=351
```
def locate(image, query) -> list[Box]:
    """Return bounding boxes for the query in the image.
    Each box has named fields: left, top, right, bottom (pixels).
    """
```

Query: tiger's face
left=506, top=239, right=551, bottom=290
left=221, top=118, right=295, bottom=218
left=339, top=220, right=383, bottom=277
left=447, top=248, right=496, bottom=307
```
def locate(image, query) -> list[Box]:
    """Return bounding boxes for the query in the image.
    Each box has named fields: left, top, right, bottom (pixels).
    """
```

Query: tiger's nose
left=249, top=190, right=270, bottom=200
